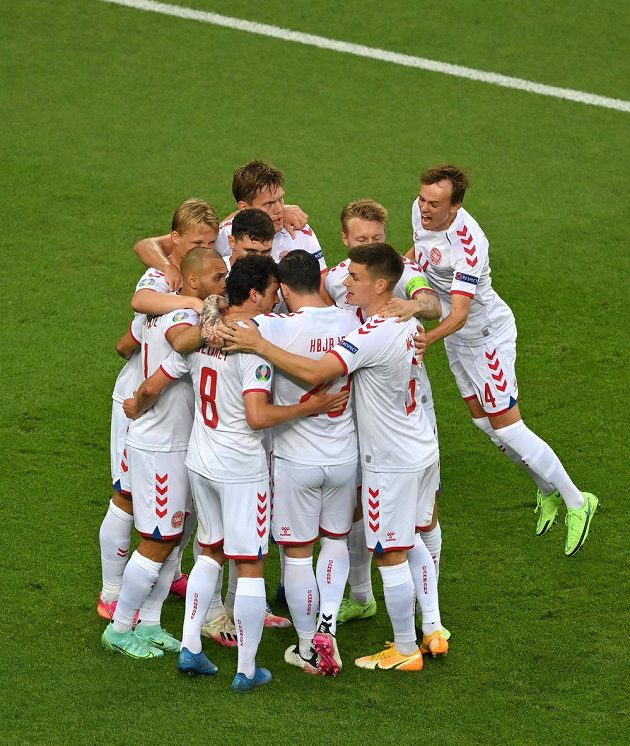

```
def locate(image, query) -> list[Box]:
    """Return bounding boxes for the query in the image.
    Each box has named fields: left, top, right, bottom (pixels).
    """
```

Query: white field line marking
left=99, top=0, right=629, bottom=113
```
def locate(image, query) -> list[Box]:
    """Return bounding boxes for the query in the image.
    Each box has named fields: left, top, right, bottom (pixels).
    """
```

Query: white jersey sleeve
left=214, top=219, right=233, bottom=258
left=449, top=223, right=488, bottom=298
left=395, top=258, right=434, bottom=300
left=160, top=350, right=190, bottom=380
left=272, top=225, right=327, bottom=273
left=135, top=268, right=170, bottom=293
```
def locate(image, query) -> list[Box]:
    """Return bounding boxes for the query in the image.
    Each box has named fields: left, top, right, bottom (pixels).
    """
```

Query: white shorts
left=445, top=323, right=518, bottom=416
left=272, top=458, right=357, bottom=545
left=188, top=470, right=270, bottom=560
left=111, top=400, right=131, bottom=495
left=127, top=446, right=190, bottom=540
left=361, top=460, right=440, bottom=553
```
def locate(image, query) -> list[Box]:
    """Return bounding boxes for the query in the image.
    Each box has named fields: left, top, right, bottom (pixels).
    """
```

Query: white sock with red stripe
left=112, top=551, right=160, bottom=633
left=408, top=534, right=442, bottom=636
left=418, top=522, right=442, bottom=581
left=494, top=421, right=584, bottom=508
left=316, top=537, right=349, bottom=636
left=181, top=555, right=222, bottom=653
left=138, top=547, right=179, bottom=626
left=284, top=555, right=319, bottom=658
left=347, top=519, right=373, bottom=604
left=473, top=416, right=556, bottom=495
left=234, top=577, right=266, bottom=679
left=378, top=561, right=417, bottom=655
left=99, top=499, right=133, bottom=603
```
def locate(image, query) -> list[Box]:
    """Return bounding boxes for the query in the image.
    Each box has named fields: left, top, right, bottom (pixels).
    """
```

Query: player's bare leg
left=98, top=490, right=133, bottom=619
left=170, top=505, right=196, bottom=598
left=283, top=543, right=320, bottom=674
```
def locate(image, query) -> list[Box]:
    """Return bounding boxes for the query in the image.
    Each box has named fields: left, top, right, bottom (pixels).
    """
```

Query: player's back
left=183, top=344, right=270, bottom=483
left=255, top=307, right=359, bottom=465
left=126, top=311, right=194, bottom=452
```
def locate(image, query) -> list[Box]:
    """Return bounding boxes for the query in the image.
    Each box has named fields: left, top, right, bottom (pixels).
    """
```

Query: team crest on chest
left=430, top=247, right=442, bottom=265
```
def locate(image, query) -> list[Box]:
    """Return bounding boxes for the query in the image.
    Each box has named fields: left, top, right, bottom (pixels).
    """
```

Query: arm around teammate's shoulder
left=425, top=293, right=471, bottom=347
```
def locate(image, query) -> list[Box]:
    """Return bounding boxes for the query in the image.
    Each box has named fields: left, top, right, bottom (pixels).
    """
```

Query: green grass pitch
left=1, top=1, right=628, bottom=744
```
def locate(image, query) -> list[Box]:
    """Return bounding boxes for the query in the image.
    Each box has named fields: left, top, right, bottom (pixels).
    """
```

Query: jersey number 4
left=200, top=368, right=219, bottom=428
left=484, top=383, right=497, bottom=409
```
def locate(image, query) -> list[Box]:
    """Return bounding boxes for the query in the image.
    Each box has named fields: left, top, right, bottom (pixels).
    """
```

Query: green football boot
left=337, top=596, right=377, bottom=625
left=565, top=493, right=599, bottom=557
left=535, top=489, right=563, bottom=536
left=101, top=625, right=164, bottom=659
left=134, top=624, right=181, bottom=653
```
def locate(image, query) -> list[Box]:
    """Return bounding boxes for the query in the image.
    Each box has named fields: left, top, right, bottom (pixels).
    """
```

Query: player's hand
left=302, top=383, right=349, bottom=416
left=219, top=319, right=263, bottom=352
left=187, top=297, right=205, bottom=315
left=413, top=325, right=427, bottom=361
left=200, top=296, right=229, bottom=346
left=283, top=204, right=309, bottom=238
left=381, top=298, right=419, bottom=322
left=123, top=396, right=140, bottom=419
left=163, top=262, right=183, bottom=292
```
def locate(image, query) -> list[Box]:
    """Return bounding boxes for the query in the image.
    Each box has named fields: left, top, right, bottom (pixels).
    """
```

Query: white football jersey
left=216, top=219, right=327, bottom=272
left=135, top=267, right=170, bottom=294
left=254, top=306, right=360, bottom=466
left=125, top=308, right=196, bottom=452
left=161, top=346, right=273, bottom=483
left=324, top=257, right=436, bottom=410
left=412, top=202, right=514, bottom=346
left=330, top=315, right=438, bottom=473
left=112, top=315, right=144, bottom=404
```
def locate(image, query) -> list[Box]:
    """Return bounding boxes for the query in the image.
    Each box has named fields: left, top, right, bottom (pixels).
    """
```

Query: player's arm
left=134, top=234, right=182, bottom=291
left=382, top=290, right=441, bottom=322
left=220, top=321, right=345, bottom=386
left=404, top=247, right=415, bottom=260
left=168, top=324, right=203, bottom=353
left=131, top=289, right=204, bottom=316
left=425, top=293, right=472, bottom=346
left=244, top=386, right=348, bottom=431
left=123, top=368, right=173, bottom=419
left=115, top=329, right=140, bottom=360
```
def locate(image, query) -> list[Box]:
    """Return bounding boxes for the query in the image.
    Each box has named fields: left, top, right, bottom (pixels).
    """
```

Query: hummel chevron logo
left=496, top=380, right=508, bottom=392
left=156, top=508, right=167, bottom=519
left=358, top=319, right=387, bottom=335
left=485, top=349, right=497, bottom=361
left=156, top=495, right=168, bottom=507
left=456, top=226, right=469, bottom=238
left=155, top=473, right=168, bottom=485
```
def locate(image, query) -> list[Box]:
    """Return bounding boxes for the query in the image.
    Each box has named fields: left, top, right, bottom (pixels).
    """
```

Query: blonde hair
left=340, top=199, right=388, bottom=233
left=171, top=198, right=219, bottom=235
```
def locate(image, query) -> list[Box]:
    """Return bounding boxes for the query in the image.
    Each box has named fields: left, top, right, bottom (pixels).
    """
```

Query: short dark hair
left=226, top=253, right=278, bottom=307
left=277, top=250, right=320, bottom=294
left=420, top=164, right=470, bottom=205
left=232, top=160, right=284, bottom=204
left=347, top=243, right=403, bottom=289
left=231, top=208, right=275, bottom=243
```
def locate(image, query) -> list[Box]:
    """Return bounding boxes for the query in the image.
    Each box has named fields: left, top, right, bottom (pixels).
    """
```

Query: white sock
left=204, top=564, right=226, bottom=623
left=378, top=562, right=417, bottom=655
left=99, top=500, right=133, bottom=602
left=494, top=421, right=584, bottom=508
left=181, top=555, right=222, bottom=654
left=419, top=522, right=442, bottom=581
left=473, top=416, right=556, bottom=495
left=225, top=560, right=238, bottom=619
left=284, top=556, right=319, bottom=658
left=408, top=534, right=442, bottom=636
left=112, top=551, right=160, bottom=633
left=138, top=548, right=179, bottom=626
left=234, top=576, right=266, bottom=678
left=316, top=537, right=349, bottom=636
left=278, top=544, right=286, bottom=586
left=348, top=519, right=373, bottom=604
left=173, top=506, right=197, bottom=581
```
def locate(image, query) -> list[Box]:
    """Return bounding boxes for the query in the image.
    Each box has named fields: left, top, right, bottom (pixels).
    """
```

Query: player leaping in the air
left=221, top=243, right=448, bottom=671
left=409, top=164, right=598, bottom=556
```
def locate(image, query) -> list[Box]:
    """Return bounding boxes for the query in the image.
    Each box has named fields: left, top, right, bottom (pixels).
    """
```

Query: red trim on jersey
left=137, top=529, right=184, bottom=541
left=159, top=365, right=177, bottom=381
left=451, top=289, right=475, bottom=298
left=243, top=388, right=272, bottom=397
left=225, top=552, right=269, bottom=560
left=368, top=543, right=414, bottom=553
left=129, top=321, right=140, bottom=345
left=196, top=538, right=224, bottom=549
left=167, top=322, right=194, bottom=332
left=320, top=527, right=351, bottom=538
left=328, top=349, right=348, bottom=375
left=320, top=268, right=329, bottom=276
left=274, top=537, right=318, bottom=546
left=486, top=401, right=518, bottom=418
left=462, top=394, right=478, bottom=401
left=117, top=488, right=132, bottom=498
left=416, top=524, right=435, bottom=533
